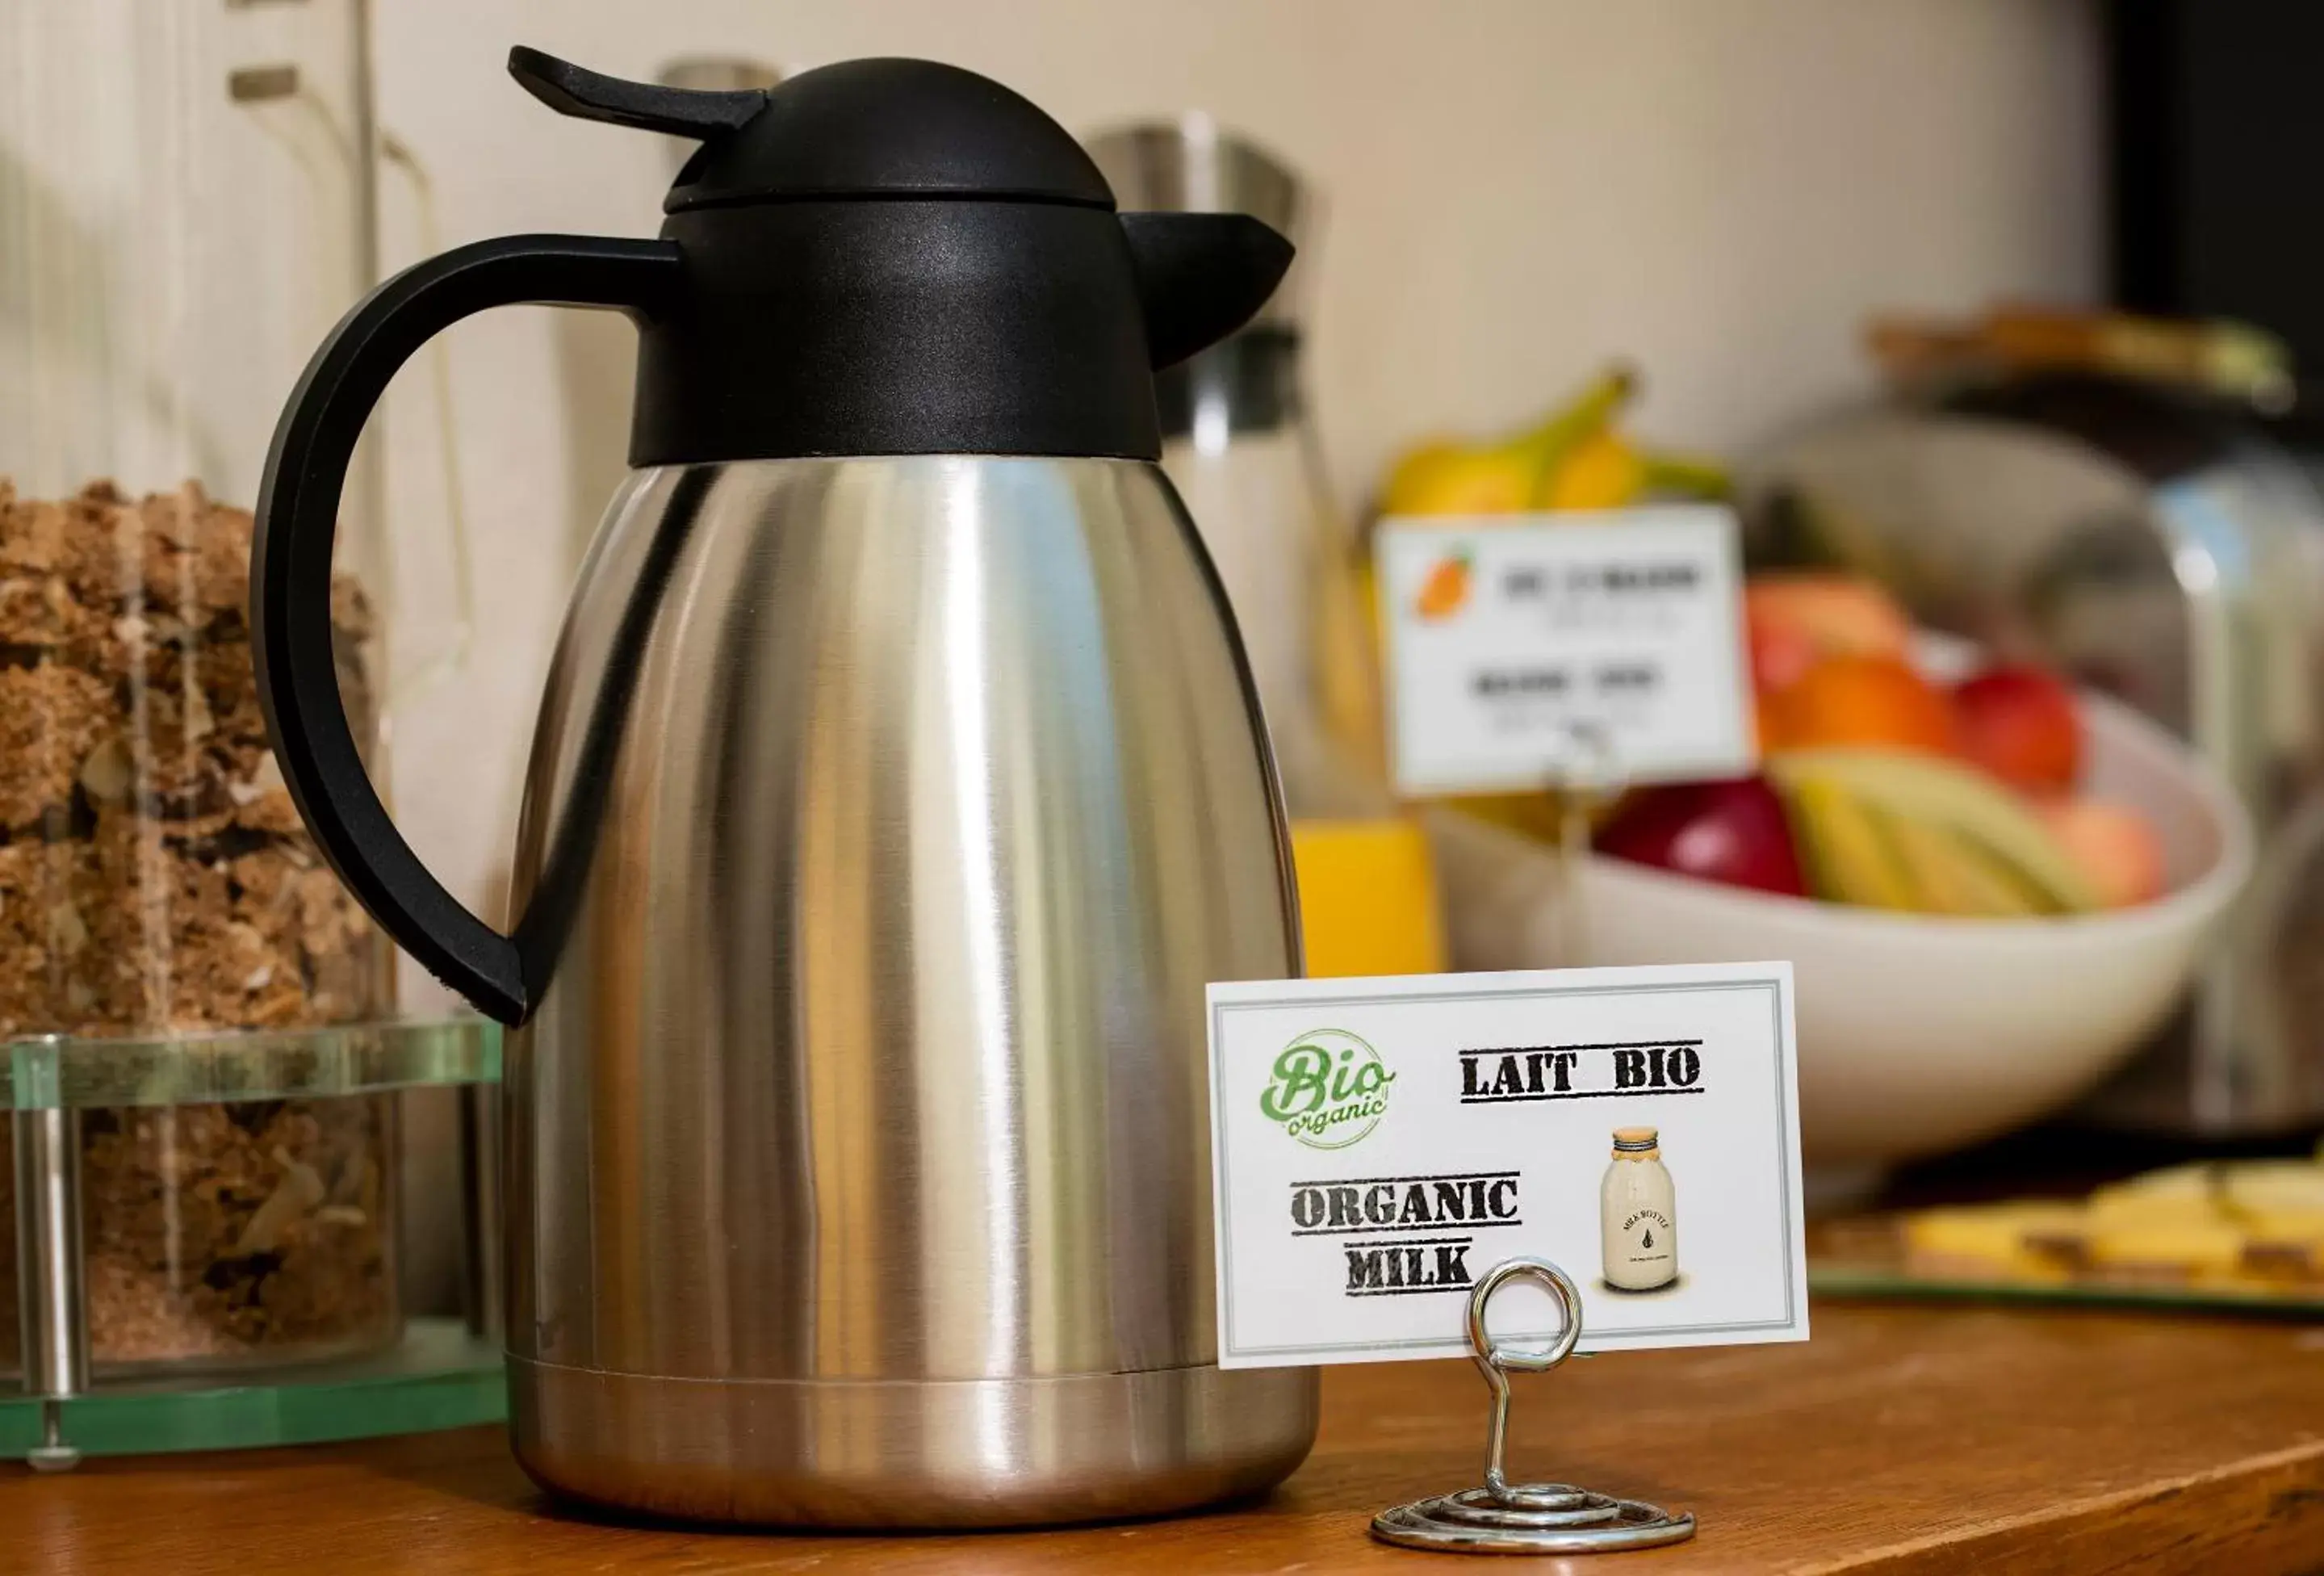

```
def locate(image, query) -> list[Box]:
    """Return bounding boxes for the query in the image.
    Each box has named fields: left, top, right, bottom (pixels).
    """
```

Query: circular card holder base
left=1372, top=1484, right=1696, bottom=1555
left=1369, top=1258, right=1698, bottom=1557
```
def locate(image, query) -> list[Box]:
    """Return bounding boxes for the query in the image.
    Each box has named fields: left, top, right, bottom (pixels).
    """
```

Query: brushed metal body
left=502, top=456, right=1317, bottom=1525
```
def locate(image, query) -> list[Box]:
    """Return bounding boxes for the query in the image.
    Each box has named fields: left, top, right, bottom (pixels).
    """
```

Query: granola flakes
left=0, top=479, right=395, bottom=1370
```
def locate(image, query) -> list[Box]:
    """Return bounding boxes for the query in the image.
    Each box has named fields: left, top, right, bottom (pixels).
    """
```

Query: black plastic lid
left=511, top=47, right=1115, bottom=212
left=503, top=47, right=1289, bottom=463
left=677, top=59, right=1112, bottom=210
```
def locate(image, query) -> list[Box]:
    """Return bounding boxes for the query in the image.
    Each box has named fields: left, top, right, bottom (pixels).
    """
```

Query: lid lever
left=509, top=46, right=768, bottom=140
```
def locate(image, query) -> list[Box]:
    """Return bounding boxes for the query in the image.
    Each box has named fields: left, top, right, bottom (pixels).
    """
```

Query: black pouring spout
left=1120, top=211, right=1293, bottom=371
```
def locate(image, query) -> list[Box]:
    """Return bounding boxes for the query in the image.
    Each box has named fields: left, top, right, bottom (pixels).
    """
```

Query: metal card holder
left=1371, top=1257, right=1696, bottom=1555
left=1376, top=727, right=1694, bottom=1553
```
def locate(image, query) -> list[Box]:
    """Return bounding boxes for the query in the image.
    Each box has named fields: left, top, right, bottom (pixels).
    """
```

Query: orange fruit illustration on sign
left=1413, top=551, right=1473, bottom=621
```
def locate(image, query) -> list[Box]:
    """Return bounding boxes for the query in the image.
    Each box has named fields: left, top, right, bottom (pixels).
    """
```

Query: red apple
left=1953, top=664, right=2081, bottom=794
left=1595, top=778, right=1807, bottom=898
left=2037, top=798, right=2165, bottom=908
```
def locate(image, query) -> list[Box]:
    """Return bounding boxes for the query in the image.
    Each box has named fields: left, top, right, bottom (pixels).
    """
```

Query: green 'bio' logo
left=1260, top=1028, right=1395, bottom=1150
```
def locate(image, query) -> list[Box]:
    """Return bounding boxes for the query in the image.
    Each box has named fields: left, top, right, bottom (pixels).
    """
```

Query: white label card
left=1207, top=962, right=1807, bottom=1369
left=1377, top=505, right=1756, bottom=796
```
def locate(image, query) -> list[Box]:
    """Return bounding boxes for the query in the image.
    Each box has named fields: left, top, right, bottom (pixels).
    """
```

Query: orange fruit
left=1759, top=654, right=1958, bottom=756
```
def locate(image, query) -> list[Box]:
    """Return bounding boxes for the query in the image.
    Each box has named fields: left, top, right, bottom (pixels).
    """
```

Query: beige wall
left=372, top=0, right=2102, bottom=1006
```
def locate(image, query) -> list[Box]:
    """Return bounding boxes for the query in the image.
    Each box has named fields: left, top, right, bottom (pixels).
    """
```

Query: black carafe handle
left=252, top=233, right=682, bottom=1025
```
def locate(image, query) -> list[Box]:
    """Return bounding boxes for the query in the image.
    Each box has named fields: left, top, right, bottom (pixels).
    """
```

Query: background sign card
left=1376, top=505, right=1755, bottom=796
left=1208, top=962, right=1806, bottom=1369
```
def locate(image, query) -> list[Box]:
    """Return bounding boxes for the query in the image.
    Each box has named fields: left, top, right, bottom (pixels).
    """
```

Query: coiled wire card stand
left=1371, top=1257, right=1697, bottom=1555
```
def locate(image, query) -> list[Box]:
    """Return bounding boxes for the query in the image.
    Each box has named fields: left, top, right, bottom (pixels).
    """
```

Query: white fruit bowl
left=1426, top=685, right=2251, bottom=1179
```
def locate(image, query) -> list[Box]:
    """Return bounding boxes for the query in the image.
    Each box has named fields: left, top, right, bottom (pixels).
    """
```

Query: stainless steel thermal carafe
left=249, top=47, right=1313, bottom=1526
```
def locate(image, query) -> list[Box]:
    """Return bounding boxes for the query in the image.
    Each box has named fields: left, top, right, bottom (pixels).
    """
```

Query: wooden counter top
left=13, top=1301, right=2324, bottom=1574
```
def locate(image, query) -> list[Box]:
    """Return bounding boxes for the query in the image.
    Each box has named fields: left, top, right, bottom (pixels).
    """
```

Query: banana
left=1378, top=364, right=1734, bottom=519
left=1785, top=773, right=1918, bottom=911
left=1519, top=364, right=1639, bottom=509
left=1536, top=428, right=1644, bottom=510
left=1870, top=802, right=2046, bottom=917
left=1535, top=434, right=1732, bottom=511
left=1769, top=748, right=2100, bottom=915
left=1380, top=363, right=1637, bottom=518
left=1380, top=441, right=1542, bottom=516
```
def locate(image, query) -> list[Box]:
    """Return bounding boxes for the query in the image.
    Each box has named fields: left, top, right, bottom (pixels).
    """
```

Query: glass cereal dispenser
left=0, top=0, right=498, bottom=1464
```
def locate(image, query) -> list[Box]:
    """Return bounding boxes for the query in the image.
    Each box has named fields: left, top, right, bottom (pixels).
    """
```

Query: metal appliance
left=1748, top=371, right=2324, bottom=1135
left=246, top=48, right=1313, bottom=1526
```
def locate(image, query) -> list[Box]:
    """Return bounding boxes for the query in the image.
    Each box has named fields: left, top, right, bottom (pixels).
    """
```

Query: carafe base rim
left=509, top=1352, right=1319, bottom=1528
